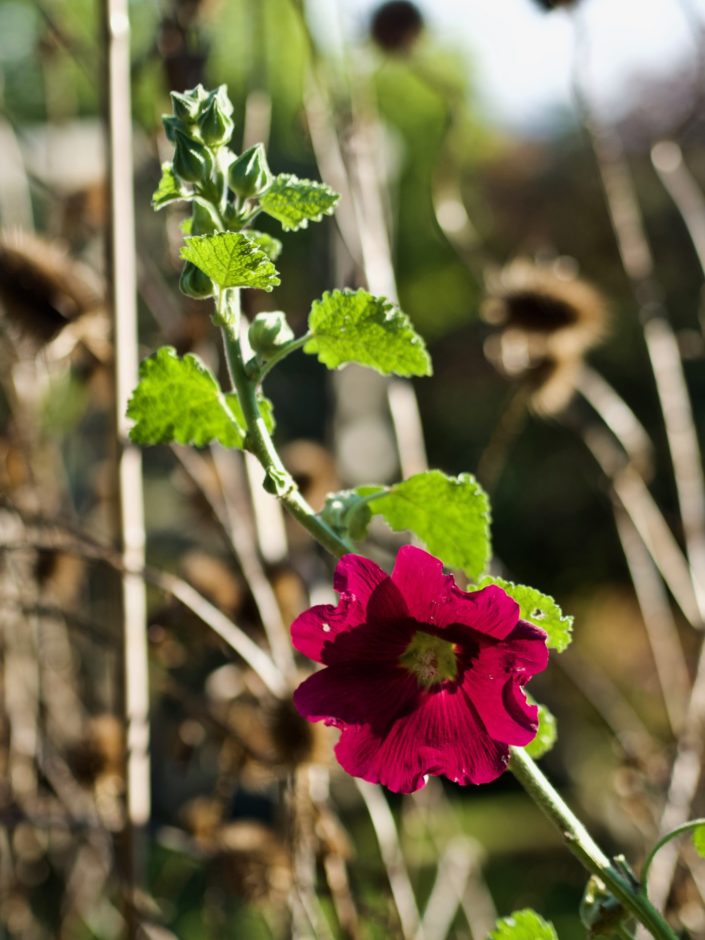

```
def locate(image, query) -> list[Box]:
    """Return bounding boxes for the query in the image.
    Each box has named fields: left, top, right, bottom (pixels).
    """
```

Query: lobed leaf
left=366, top=470, right=490, bottom=579
left=477, top=577, right=573, bottom=652
left=127, top=346, right=245, bottom=448
left=180, top=232, right=280, bottom=291
left=489, top=910, right=559, bottom=940
left=305, top=289, right=432, bottom=377
left=152, top=163, right=189, bottom=210
left=524, top=702, right=557, bottom=760
left=244, top=229, right=283, bottom=261
left=260, top=173, right=339, bottom=231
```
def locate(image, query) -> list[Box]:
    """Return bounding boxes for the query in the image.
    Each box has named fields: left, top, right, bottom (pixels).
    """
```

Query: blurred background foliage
left=1, top=0, right=705, bottom=937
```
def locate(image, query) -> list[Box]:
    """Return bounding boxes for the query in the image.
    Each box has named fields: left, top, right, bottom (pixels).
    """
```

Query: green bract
left=152, top=163, right=188, bottom=210
left=127, top=347, right=245, bottom=448
left=180, top=232, right=280, bottom=291
left=260, top=173, right=339, bottom=231
left=228, top=143, right=273, bottom=200
left=694, top=825, right=705, bottom=858
left=360, top=470, right=490, bottom=579
left=489, top=910, right=558, bottom=940
left=305, top=288, right=431, bottom=377
left=524, top=702, right=557, bottom=760
left=477, top=577, right=573, bottom=652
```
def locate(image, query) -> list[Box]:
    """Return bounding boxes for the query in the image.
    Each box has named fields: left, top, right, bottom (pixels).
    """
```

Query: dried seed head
left=0, top=231, right=103, bottom=351
left=532, top=0, right=578, bottom=10
left=67, top=714, right=124, bottom=787
left=370, top=1, right=424, bottom=53
left=482, top=259, right=608, bottom=414
left=214, top=822, right=291, bottom=905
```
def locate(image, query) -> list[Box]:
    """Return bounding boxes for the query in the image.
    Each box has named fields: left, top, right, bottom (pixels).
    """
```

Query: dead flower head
left=482, top=258, right=608, bottom=415
left=370, top=1, right=424, bottom=54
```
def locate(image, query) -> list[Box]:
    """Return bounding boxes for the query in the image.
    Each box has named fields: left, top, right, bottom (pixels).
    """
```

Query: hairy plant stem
left=216, top=285, right=679, bottom=940
left=509, top=748, right=678, bottom=940
left=218, top=288, right=353, bottom=559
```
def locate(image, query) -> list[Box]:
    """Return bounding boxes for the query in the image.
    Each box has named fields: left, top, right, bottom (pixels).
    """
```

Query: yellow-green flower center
left=399, top=632, right=458, bottom=688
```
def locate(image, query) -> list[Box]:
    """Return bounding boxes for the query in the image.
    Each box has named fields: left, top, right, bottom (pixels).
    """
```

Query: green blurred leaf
left=127, top=346, right=245, bottom=448
left=152, top=162, right=188, bottom=210
left=694, top=825, right=705, bottom=858
left=477, top=577, right=573, bottom=652
left=524, top=702, right=557, bottom=760
left=366, top=471, right=490, bottom=578
left=180, top=232, right=280, bottom=290
left=245, top=229, right=283, bottom=261
left=305, top=289, right=432, bottom=377
left=260, top=173, right=339, bottom=231
left=489, top=909, right=558, bottom=940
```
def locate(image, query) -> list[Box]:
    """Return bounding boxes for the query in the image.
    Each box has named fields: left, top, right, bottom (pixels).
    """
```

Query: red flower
left=291, top=546, right=549, bottom=793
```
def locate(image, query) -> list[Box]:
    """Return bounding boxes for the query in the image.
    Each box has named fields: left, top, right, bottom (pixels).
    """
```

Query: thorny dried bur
left=482, top=258, right=608, bottom=415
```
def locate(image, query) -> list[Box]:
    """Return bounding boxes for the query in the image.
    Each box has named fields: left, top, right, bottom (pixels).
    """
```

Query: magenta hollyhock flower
left=291, top=546, right=549, bottom=793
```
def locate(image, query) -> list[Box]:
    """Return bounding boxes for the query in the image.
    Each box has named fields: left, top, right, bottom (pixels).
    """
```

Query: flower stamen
left=400, top=631, right=458, bottom=688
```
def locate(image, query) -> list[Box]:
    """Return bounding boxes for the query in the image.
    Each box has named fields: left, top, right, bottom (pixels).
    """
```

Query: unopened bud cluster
left=162, top=85, right=275, bottom=299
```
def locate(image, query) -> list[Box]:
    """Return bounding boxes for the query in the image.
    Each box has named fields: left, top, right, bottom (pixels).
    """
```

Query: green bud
left=178, top=261, right=213, bottom=299
left=320, top=489, right=374, bottom=541
left=580, top=876, right=626, bottom=939
left=162, top=114, right=180, bottom=143
left=228, top=143, right=273, bottom=200
left=170, top=85, right=208, bottom=124
left=173, top=129, right=214, bottom=184
left=198, top=95, right=235, bottom=148
left=191, top=197, right=221, bottom=236
left=248, top=311, right=294, bottom=358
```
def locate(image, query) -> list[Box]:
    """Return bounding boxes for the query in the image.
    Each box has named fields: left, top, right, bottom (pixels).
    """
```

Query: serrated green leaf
left=260, top=173, right=339, bottom=231
left=127, top=346, right=245, bottom=448
left=304, top=289, right=432, bottom=378
left=180, top=232, right=280, bottom=291
left=489, top=909, right=558, bottom=940
left=694, top=825, right=705, bottom=858
left=477, top=577, right=573, bottom=652
left=367, top=470, right=490, bottom=578
left=524, top=702, right=557, bottom=760
left=152, top=163, right=188, bottom=210
left=245, top=229, right=283, bottom=261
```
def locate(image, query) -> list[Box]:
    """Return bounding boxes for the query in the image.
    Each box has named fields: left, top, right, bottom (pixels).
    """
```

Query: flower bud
left=198, top=94, right=235, bottom=148
left=170, top=85, right=208, bottom=124
left=173, top=129, right=214, bottom=184
left=191, top=198, right=221, bottom=236
left=228, top=144, right=273, bottom=200
left=248, top=311, right=294, bottom=358
left=179, top=261, right=213, bottom=299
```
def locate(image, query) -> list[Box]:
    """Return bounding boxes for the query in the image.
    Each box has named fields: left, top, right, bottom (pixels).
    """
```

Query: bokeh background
left=1, top=0, right=705, bottom=937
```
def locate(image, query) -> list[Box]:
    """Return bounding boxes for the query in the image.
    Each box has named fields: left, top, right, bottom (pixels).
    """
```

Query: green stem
left=509, top=748, right=679, bottom=940
left=256, top=332, right=312, bottom=384
left=218, top=288, right=353, bottom=559
left=640, top=817, right=705, bottom=893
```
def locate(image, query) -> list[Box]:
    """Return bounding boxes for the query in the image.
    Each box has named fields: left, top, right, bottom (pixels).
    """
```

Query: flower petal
left=334, top=685, right=510, bottom=793
left=291, top=554, right=407, bottom=664
left=391, top=547, right=519, bottom=640
left=462, top=621, right=548, bottom=746
left=293, top=663, right=418, bottom=729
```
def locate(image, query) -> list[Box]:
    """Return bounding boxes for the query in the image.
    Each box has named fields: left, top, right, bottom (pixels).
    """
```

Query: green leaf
left=304, top=289, right=432, bottom=378
left=694, top=825, right=705, bottom=858
left=127, top=346, right=245, bottom=448
left=524, top=702, right=557, bottom=760
left=152, top=163, right=188, bottom=210
left=489, top=910, right=558, bottom=940
left=477, top=577, right=573, bottom=652
left=260, top=173, right=339, bottom=231
left=367, top=471, right=490, bottom=579
left=245, top=229, right=283, bottom=261
left=180, top=232, right=280, bottom=291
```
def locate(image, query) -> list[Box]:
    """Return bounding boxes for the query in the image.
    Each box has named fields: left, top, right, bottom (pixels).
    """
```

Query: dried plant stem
left=416, top=838, right=487, bottom=940
left=613, top=507, right=690, bottom=734
left=102, top=0, right=149, bottom=918
left=576, top=365, right=652, bottom=470
left=0, top=524, right=286, bottom=698
left=652, top=141, right=705, bottom=277
left=355, top=780, right=423, bottom=940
